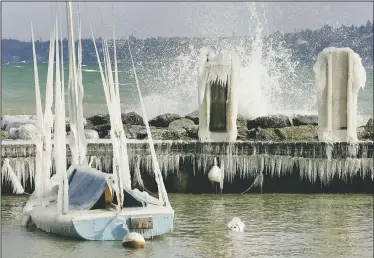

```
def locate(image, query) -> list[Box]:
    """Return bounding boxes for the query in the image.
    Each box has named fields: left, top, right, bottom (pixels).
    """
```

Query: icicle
left=1, top=159, right=24, bottom=194
left=134, top=155, right=144, bottom=189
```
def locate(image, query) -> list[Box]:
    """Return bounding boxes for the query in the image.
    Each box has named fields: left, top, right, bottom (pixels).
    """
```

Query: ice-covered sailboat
left=22, top=2, right=174, bottom=241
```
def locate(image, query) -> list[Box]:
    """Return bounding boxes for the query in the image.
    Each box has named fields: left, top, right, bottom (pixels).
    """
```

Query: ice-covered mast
left=87, top=13, right=130, bottom=210
left=30, top=19, right=55, bottom=197
left=127, top=39, right=171, bottom=207
left=54, top=20, right=68, bottom=214
left=66, top=2, right=88, bottom=167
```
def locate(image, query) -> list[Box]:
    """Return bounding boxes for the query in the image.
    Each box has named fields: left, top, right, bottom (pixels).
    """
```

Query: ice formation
left=66, top=3, right=88, bottom=167
left=127, top=39, right=171, bottom=207
left=228, top=217, right=245, bottom=232
left=53, top=20, right=68, bottom=214
left=198, top=48, right=240, bottom=142
left=207, top=157, right=222, bottom=183
left=2, top=141, right=372, bottom=191
left=88, top=14, right=132, bottom=210
left=314, top=47, right=366, bottom=143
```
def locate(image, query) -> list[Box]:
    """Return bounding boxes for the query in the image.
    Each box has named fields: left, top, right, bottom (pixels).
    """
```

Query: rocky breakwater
left=1, top=112, right=373, bottom=141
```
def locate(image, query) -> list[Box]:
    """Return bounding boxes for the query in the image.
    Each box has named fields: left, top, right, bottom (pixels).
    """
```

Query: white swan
left=228, top=217, right=245, bottom=232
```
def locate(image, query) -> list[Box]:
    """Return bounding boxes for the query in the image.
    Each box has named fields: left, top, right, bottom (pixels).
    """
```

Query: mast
left=66, top=2, right=88, bottom=167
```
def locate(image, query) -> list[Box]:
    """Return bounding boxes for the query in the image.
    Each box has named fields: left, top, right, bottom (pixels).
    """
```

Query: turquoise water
left=2, top=194, right=373, bottom=258
left=2, top=62, right=373, bottom=124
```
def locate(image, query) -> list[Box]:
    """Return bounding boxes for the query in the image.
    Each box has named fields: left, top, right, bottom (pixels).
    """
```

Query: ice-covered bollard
left=208, top=157, right=222, bottom=183
left=198, top=47, right=240, bottom=142
left=122, top=232, right=145, bottom=249
left=314, top=47, right=366, bottom=142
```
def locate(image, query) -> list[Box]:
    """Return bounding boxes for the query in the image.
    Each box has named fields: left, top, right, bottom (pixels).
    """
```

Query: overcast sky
left=2, top=2, right=373, bottom=40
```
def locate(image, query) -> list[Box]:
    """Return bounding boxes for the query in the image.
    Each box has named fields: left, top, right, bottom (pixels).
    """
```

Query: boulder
left=86, top=114, right=110, bottom=126
left=18, top=124, right=39, bottom=140
left=121, top=112, right=144, bottom=125
left=2, top=115, right=36, bottom=131
left=255, top=125, right=318, bottom=141
left=366, top=118, right=373, bottom=128
left=149, top=113, right=181, bottom=128
left=292, top=114, right=318, bottom=126
left=247, top=115, right=292, bottom=130
left=185, top=110, right=199, bottom=124
left=137, top=127, right=189, bottom=140
left=84, top=129, right=99, bottom=140
left=9, top=128, right=19, bottom=140
left=94, top=124, right=111, bottom=138
left=1, top=130, right=9, bottom=140
left=95, top=123, right=137, bottom=139
left=357, top=125, right=374, bottom=140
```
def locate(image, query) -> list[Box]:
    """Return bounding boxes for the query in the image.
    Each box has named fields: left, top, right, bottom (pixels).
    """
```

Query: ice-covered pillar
left=197, top=48, right=240, bottom=142
left=313, top=47, right=366, bottom=142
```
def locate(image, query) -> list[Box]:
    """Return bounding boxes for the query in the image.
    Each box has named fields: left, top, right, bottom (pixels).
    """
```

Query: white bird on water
left=228, top=217, right=245, bottom=232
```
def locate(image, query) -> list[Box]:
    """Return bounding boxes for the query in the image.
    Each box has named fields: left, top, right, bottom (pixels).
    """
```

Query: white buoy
left=208, top=157, right=222, bottom=183
left=122, top=232, right=145, bottom=249
left=228, top=217, right=245, bottom=232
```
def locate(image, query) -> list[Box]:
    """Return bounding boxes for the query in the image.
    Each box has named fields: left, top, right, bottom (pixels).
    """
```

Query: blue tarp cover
left=68, top=167, right=108, bottom=210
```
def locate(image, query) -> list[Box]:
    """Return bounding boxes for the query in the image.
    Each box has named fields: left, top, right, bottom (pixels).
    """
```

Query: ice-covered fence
left=1, top=140, right=373, bottom=190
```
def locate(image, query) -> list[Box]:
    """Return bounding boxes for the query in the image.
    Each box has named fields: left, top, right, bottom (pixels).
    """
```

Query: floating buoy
left=122, top=232, right=145, bottom=249
left=228, top=217, right=245, bottom=232
left=208, top=157, right=222, bottom=183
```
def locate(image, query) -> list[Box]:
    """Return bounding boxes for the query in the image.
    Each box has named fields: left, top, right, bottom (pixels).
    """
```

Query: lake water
left=2, top=194, right=373, bottom=257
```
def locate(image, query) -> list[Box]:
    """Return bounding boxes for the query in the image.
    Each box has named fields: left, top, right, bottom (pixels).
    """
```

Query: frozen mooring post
left=1, top=140, right=373, bottom=193
left=198, top=48, right=240, bottom=142
left=314, top=47, right=366, bottom=142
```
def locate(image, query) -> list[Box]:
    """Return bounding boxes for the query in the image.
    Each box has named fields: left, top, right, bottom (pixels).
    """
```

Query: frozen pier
left=2, top=140, right=373, bottom=194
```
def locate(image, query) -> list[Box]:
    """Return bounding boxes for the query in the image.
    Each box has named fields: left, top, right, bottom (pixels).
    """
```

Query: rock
left=137, top=127, right=189, bottom=140
left=84, top=129, right=99, bottom=140
left=122, top=232, right=145, bottom=249
left=94, top=124, right=111, bottom=138
left=169, top=118, right=196, bottom=130
left=169, top=118, right=198, bottom=139
left=292, top=115, right=318, bottom=126
left=185, top=110, right=199, bottom=124
left=366, top=118, right=373, bottom=128
left=86, top=114, right=110, bottom=126
left=9, top=128, right=19, bottom=140
left=121, top=112, right=144, bottom=125
left=2, top=115, right=36, bottom=131
left=149, top=113, right=181, bottom=128
left=255, top=125, right=318, bottom=141
left=95, top=123, right=137, bottom=139
left=18, top=124, right=39, bottom=140
left=236, top=115, right=250, bottom=140
left=1, top=130, right=9, bottom=140
left=84, top=120, right=95, bottom=130
left=358, top=125, right=374, bottom=140
left=247, top=115, right=292, bottom=130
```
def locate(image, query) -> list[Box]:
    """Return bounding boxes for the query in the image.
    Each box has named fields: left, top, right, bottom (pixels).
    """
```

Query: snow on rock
left=8, top=128, right=20, bottom=140
left=18, top=124, right=39, bottom=140
left=1, top=115, right=36, bottom=131
left=122, top=232, right=145, bottom=249
left=84, top=129, right=99, bottom=140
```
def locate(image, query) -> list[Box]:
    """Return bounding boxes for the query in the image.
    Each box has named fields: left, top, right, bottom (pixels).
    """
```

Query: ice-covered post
left=314, top=47, right=366, bottom=142
left=197, top=48, right=240, bottom=142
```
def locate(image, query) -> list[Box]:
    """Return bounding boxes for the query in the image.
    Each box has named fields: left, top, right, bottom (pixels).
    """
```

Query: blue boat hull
left=29, top=205, right=174, bottom=240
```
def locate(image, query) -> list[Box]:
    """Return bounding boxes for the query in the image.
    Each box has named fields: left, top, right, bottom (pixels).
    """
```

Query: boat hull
left=29, top=205, right=174, bottom=240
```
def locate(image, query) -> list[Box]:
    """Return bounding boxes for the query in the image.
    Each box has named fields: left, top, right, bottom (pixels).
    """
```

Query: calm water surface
left=1, top=194, right=373, bottom=258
